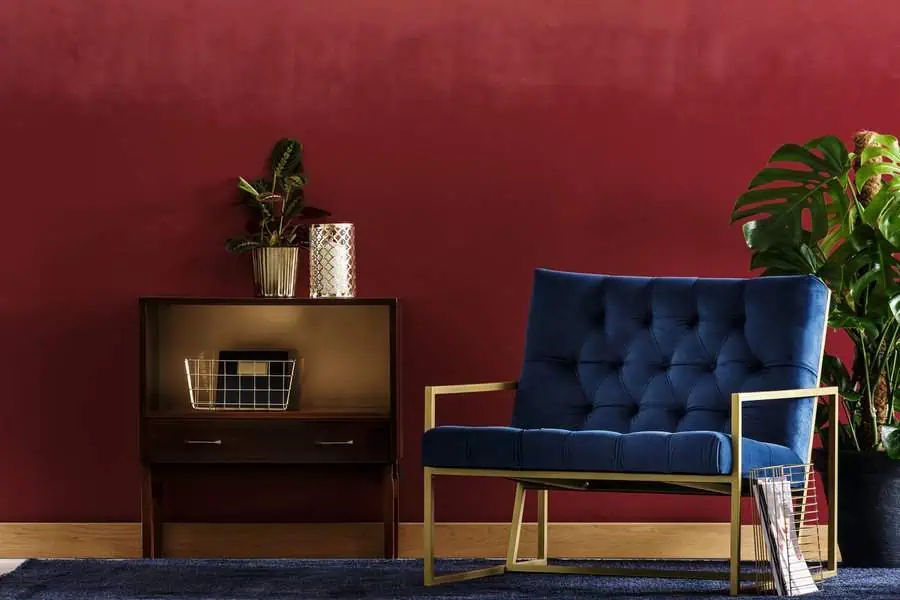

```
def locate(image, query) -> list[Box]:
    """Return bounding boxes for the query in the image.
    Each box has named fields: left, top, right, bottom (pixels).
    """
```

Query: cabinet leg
left=382, top=463, right=398, bottom=558
left=141, top=467, right=163, bottom=558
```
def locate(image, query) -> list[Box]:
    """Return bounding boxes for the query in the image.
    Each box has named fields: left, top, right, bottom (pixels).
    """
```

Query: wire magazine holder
left=184, top=357, right=297, bottom=411
left=749, top=464, right=826, bottom=596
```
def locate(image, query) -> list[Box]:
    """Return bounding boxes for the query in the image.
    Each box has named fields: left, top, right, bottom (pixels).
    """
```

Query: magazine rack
left=749, top=464, right=826, bottom=596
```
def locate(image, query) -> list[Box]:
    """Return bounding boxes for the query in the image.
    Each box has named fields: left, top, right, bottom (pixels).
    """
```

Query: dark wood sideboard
left=139, top=297, right=400, bottom=558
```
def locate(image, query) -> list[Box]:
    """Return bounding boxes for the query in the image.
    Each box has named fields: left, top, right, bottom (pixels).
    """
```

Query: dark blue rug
left=1, top=559, right=898, bottom=599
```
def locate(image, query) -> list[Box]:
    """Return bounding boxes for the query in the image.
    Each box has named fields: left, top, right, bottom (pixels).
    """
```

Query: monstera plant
left=732, top=131, right=900, bottom=566
left=731, top=131, right=900, bottom=458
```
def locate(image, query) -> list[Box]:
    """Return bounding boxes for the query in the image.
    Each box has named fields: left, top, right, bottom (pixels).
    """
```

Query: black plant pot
left=813, top=448, right=900, bottom=567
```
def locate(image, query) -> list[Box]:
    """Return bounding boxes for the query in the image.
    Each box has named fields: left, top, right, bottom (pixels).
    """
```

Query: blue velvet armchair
left=422, top=269, right=839, bottom=595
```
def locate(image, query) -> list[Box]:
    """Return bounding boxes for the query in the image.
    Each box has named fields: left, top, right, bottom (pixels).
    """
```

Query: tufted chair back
left=511, top=269, right=830, bottom=461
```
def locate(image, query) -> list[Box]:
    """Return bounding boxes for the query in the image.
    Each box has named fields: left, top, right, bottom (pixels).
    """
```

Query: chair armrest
left=424, top=381, right=518, bottom=430
left=729, top=385, right=839, bottom=474
left=733, top=386, right=838, bottom=403
left=730, top=386, right=839, bottom=448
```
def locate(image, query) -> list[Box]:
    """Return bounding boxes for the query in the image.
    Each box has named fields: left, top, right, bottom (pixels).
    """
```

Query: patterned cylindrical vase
left=309, top=223, right=356, bottom=298
left=252, top=246, right=299, bottom=297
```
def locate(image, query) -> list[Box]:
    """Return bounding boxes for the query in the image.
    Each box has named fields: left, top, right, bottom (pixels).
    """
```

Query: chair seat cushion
left=421, top=426, right=802, bottom=476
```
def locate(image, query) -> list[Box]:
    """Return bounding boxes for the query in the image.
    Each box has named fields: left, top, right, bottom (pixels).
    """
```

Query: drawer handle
left=315, top=440, right=354, bottom=446
left=185, top=439, right=222, bottom=445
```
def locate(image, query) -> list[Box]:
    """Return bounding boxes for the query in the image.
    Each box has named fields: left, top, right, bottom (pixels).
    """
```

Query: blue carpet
left=0, top=559, right=898, bottom=599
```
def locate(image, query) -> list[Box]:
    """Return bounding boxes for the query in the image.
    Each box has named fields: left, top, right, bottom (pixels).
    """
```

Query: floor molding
left=0, top=522, right=836, bottom=561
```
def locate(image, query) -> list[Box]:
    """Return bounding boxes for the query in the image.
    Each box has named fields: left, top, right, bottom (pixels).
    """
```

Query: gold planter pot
left=252, top=246, right=299, bottom=297
left=309, top=223, right=356, bottom=298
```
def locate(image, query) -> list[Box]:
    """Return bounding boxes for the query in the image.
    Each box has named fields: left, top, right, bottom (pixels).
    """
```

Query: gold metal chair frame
left=423, top=382, right=839, bottom=596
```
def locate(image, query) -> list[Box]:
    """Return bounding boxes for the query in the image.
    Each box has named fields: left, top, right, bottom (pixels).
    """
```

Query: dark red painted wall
left=0, top=0, right=881, bottom=524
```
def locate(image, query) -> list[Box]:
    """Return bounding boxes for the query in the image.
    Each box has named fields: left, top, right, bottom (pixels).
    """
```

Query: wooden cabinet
left=139, top=298, right=399, bottom=558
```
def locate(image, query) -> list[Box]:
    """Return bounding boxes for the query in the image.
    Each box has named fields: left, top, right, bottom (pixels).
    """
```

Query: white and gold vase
left=309, top=223, right=356, bottom=298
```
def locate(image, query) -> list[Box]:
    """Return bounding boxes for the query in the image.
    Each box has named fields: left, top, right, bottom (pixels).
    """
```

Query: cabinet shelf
left=139, top=297, right=399, bottom=559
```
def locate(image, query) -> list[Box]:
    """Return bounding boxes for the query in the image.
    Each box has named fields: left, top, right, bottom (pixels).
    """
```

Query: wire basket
left=184, top=358, right=296, bottom=411
left=749, top=464, right=826, bottom=596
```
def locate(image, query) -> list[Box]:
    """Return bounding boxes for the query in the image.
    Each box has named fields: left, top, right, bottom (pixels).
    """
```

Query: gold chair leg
left=423, top=467, right=507, bottom=585
left=729, top=392, right=743, bottom=596
left=423, top=467, right=435, bottom=585
left=536, top=489, right=548, bottom=563
left=729, top=478, right=742, bottom=596
left=505, top=482, right=526, bottom=567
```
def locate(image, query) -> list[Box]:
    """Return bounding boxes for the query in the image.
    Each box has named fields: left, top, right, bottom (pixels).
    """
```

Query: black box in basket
left=215, top=349, right=296, bottom=409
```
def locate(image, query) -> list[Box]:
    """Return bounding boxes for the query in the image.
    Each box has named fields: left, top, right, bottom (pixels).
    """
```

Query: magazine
left=753, top=475, right=819, bottom=596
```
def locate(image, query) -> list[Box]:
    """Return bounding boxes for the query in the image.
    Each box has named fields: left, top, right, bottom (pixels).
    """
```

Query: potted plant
left=731, top=131, right=900, bottom=566
left=226, top=138, right=330, bottom=297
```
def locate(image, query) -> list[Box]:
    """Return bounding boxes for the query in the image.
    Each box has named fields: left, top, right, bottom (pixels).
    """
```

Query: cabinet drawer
left=143, top=419, right=392, bottom=464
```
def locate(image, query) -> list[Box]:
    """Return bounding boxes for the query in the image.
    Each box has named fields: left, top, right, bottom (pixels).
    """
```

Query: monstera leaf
left=731, top=138, right=852, bottom=257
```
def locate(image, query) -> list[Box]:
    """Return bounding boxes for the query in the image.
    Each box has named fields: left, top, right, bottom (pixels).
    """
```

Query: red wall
left=0, top=0, right=883, bottom=525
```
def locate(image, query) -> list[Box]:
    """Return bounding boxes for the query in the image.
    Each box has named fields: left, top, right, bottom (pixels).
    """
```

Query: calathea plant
left=226, top=138, right=330, bottom=252
left=730, top=131, right=900, bottom=458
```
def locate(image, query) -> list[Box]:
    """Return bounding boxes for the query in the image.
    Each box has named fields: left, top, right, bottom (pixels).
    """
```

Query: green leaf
left=743, top=220, right=784, bottom=251
left=225, top=237, right=260, bottom=253
left=842, top=390, right=862, bottom=402
left=769, top=143, right=835, bottom=173
left=828, top=244, right=873, bottom=274
left=247, top=197, right=273, bottom=220
left=825, top=177, right=850, bottom=213
left=849, top=263, right=882, bottom=302
left=237, top=177, right=260, bottom=197
left=855, top=162, right=900, bottom=191
left=849, top=224, right=876, bottom=251
left=250, top=178, right=272, bottom=193
left=283, top=174, right=309, bottom=190
left=878, top=200, right=900, bottom=248
left=820, top=223, right=845, bottom=256
left=862, top=184, right=893, bottom=227
left=885, top=426, right=900, bottom=460
left=282, top=196, right=299, bottom=220
left=809, top=191, right=829, bottom=242
left=271, top=138, right=302, bottom=180
left=816, top=260, right=842, bottom=288
left=828, top=312, right=879, bottom=336
left=822, top=353, right=851, bottom=385
left=800, top=245, right=823, bottom=271
left=889, top=294, right=900, bottom=325
left=860, top=145, right=900, bottom=165
left=731, top=206, right=776, bottom=223
left=749, top=246, right=814, bottom=273
left=804, top=136, right=849, bottom=171
left=733, top=186, right=802, bottom=212
left=749, top=167, right=822, bottom=188
left=872, top=134, right=900, bottom=155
